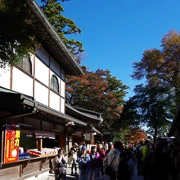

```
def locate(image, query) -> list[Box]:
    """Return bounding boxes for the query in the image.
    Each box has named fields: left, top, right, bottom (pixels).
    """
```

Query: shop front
left=0, top=1, right=103, bottom=179
left=0, top=87, right=88, bottom=179
left=0, top=123, right=57, bottom=180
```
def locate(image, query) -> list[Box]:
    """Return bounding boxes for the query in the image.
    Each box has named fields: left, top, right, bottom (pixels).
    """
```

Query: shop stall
left=0, top=123, right=57, bottom=180
left=0, top=87, right=94, bottom=179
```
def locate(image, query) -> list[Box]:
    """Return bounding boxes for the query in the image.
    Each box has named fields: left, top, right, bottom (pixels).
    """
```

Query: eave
left=0, top=87, right=86, bottom=127
left=65, top=104, right=103, bottom=125
left=26, top=0, right=84, bottom=76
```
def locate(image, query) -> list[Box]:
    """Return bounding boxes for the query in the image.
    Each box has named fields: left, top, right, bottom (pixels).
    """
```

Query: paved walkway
left=35, top=164, right=144, bottom=180
left=132, top=165, right=144, bottom=180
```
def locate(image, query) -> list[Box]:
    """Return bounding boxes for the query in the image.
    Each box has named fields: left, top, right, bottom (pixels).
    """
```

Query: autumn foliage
left=124, top=129, right=147, bottom=144
left=66, top=68, right=129, bottom=130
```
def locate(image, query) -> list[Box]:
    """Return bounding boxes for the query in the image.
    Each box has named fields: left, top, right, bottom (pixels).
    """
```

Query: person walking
left=89, top=145, right=101, bottom=180
left=135, top=142, right=143, bottom=175
left=103, top=141, right=122, bottom=180
left=140, top=140, right=151, bottom=174
left=98, top=145, right=106, bottom=177
left=68, top=142, right=79, bottom=176
left=117, top=148, right=130, bottom=180
left=141, top=140, right=150, bottom=162
left=125, top=147, right=136, bottom=180
left=105, top=142, right=113, bottom=156
left=77, top=146, right=90, bottom=180
left=54, top=148, right=67, bottom=180
left=144, top=140, right=178, bottom=180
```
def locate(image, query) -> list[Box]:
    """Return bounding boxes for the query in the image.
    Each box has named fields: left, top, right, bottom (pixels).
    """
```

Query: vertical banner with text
left=4, top=126, right=20, bottom=163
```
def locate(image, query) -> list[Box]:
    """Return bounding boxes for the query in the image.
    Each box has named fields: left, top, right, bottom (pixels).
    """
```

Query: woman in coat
left=77, top=146, right=90, bottom=180
left=89, top=145, right=101, bottom=180
left=54, top=148, right=67, bottom=180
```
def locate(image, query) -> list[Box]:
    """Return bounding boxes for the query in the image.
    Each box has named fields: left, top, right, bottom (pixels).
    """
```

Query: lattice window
left=18, top=56, right=32, bottom=75
left=51, top=75, right=59, bottom=93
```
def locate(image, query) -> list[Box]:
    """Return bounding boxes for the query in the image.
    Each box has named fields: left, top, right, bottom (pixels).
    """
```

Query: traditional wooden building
left=0, top=0, right=102, bottom=179
left=65, top=105, right=103, bottom=145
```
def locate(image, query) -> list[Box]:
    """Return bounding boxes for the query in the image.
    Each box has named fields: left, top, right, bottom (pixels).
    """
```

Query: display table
left=0, top=155, right=56, bottom=180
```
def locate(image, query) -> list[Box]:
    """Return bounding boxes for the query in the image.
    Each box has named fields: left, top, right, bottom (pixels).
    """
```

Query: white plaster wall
left=12, top=68, right=33, bottom=96
left=35, top=57, right=49, bottom=86
left=34, top=81, right=48, bottom=106
left=60, top=97, right=65, bottom=113
left=0, top=66, right=10, bottom=89
left=36, top=46, right=49, bottom=66
left=50, top=90, right=60, bottom=111
left=60, top=80, right=65, bottom=98
left=50, top=57, right=60, bottom=76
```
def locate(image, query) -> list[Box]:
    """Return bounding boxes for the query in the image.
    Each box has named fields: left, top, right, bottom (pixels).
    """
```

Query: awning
left=0, top=86, right=103, bottom=135
left=0, top=86, right=87, bottom=127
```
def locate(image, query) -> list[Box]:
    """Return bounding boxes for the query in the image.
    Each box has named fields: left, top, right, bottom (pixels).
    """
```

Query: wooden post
left=0, top=130, right=4, bottom=166
left=38, top=138, right=42, bottom=152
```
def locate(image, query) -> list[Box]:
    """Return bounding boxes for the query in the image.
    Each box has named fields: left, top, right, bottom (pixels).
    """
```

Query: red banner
left=4, top=129, right=20, bottom=163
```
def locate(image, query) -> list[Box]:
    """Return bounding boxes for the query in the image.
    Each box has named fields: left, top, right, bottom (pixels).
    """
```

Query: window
left=18, top=56, right=32, bottom=75
left=51, top=75, right=59, bottom=93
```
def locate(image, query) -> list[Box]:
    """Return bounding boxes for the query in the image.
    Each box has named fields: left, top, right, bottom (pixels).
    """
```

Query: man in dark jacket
left=144, top=140, right=178, bottom=180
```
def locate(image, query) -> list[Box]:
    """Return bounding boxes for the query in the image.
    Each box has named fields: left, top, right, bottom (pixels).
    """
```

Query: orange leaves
left=66, top=69, right=128, bottom=129
left=125, top=129, right=147, bottom=144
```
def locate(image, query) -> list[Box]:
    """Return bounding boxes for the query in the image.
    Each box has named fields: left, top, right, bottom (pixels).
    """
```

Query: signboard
left=35, top=131, right=55, bottom=139
left=4, top=125, right=20, bottom=163
left=72, top=131, right=81, bottom=136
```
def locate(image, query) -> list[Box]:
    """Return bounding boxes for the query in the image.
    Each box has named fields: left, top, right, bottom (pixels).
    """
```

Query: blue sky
left=38, top=0, right=180, bottom=100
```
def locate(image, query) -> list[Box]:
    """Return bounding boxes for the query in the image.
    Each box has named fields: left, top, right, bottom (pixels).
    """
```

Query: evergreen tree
left=0, top=0, right=38, bottom=68
left=40, top=0, right=84, bottom=58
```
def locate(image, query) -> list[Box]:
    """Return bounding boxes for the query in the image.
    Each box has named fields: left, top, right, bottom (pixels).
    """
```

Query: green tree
left=0, top=0, right=83, bottom=68
left=131, top=84, right=173, bottom=142
left=40, top=0, right=84, bottom=58
left=0, top=0, right=38, bottom=68
left=110, top=97, right=141, bottom=142
left=116, top=97, right=140, bottom=130
left=66, top=68, right=129, bottom=131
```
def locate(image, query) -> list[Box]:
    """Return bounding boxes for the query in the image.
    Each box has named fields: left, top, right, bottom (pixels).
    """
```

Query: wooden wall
left=0, top=156, right=55, bottom=180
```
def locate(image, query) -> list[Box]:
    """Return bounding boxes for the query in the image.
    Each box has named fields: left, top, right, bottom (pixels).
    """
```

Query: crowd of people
left=53, top=139, right=179, bottom=180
